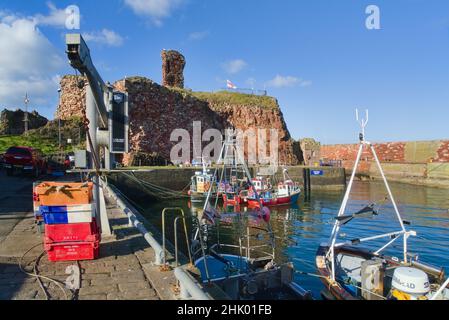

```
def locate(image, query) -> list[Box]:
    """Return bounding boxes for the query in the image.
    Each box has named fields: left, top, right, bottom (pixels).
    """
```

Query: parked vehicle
left=3, top=146, right=46, bottom=177
left=46, top=151, right=70, bottom=175
left=67, top=151, right=75, bottom=168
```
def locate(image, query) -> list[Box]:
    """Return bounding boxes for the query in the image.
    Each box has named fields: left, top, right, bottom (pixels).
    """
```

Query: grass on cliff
left=0, top=117, right=86, bottom=154
left=0, top=135, right=61, bottom=154
left=123, top=76, right=279, bottom=109
left=170, top=88, right=279, bottom=109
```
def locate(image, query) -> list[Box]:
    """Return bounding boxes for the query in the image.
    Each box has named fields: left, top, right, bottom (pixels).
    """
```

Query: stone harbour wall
left=321, top=140, right=449, bottom=188
left=321, top=140, right=449, bottom=170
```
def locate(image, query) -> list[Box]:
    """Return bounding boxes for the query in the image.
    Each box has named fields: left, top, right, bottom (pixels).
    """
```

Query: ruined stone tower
left=161, top=50, right=185, bottom=88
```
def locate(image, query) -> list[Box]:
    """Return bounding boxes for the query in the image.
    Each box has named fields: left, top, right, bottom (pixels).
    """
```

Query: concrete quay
left=0, top=170, right=178, bottom=300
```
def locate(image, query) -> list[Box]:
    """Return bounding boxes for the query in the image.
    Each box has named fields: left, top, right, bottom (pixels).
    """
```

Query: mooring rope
left=118, top=171, right=190, bottom=200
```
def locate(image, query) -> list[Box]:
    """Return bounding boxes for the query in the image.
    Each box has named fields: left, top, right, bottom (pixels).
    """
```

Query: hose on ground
left=18, top=243, right=70, bottom=300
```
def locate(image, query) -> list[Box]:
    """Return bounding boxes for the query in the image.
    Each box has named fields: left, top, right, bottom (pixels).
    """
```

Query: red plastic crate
left=45, top=241, right=99, bottom=262
left=44, top=219, right=99, bottom=243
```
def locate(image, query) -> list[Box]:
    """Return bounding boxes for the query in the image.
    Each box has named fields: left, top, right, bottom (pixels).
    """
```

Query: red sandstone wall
left=435, top=140, right=449, bottom=162
left=55, top=75, right=86, bottom=120
left=114, top=77, right=224, bottom=165
left=205, top=101, right=299, bottom=165
left=56, top=74, right=301, bottom=166
left=321, top=140, right=449, bottom=173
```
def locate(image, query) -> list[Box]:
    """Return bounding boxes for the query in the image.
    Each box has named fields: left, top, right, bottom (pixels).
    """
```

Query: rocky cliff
left=56, top=75, right=301, bottom=165
left=0, top=109, right=48, bottom=135
left=114, top=77, right=225, bottom=165
left=189, top=91, right=299, bottom=165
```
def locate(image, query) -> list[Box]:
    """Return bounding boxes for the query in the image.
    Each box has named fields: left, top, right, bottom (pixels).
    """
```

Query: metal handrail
left=104, top=182, right=164, bottom=265
left=174, top=267, right=212, bottom=300
left=173, top=216, right=193, bottom=267
left=162, top=208, right=192, bottom=267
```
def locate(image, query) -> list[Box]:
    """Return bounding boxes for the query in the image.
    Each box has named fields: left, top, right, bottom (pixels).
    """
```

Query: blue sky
left=1, top=0, right=448, bottom=144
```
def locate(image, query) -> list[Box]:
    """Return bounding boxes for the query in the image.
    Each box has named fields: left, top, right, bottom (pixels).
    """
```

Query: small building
left=300, top=138, right=321, bottom=166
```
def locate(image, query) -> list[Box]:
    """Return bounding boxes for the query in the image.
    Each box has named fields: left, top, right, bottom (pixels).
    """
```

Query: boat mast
left=327, top=109, right=412, bottom=282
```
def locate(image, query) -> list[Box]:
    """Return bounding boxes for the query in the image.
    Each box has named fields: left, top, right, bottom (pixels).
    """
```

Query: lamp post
left=58, top=88, right=61, bottom=149
left=24, top=93, right=29, bottom=133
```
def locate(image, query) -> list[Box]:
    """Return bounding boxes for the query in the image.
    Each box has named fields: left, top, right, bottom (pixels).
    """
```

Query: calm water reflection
left=134, top=180, right=449, bottom=299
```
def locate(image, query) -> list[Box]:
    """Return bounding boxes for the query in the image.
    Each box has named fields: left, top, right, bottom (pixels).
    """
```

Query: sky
left=0, top=0, right=448, bottom=144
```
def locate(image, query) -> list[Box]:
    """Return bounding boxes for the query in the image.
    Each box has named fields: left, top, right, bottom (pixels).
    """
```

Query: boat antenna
left=355, top=108, right=368, bottom=142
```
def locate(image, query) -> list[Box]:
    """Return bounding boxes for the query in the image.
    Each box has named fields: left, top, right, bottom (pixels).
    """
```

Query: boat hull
left=195, top=254, right=250, bottom=282
left=222, top=193, right=241, bottom=206
left=247, top=190, right=300, bottom=207
left=193, top=255, right=312, bottom=300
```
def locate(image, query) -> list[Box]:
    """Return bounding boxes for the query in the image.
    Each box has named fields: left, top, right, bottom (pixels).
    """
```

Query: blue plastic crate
left=40, top=204, right=94, bottom=225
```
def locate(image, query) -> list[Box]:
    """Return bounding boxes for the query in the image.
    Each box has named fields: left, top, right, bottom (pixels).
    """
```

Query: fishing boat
left=219, top=180, right=242, bottom=207
left=188, top=161, right=217, bottom=202
left=189, top=130, right=312, bottom=300
left=217, top=154, right=251, bottom=207
left=316, top=110, right=449, bottom=300
left=246, top=169, right=301, bottom=207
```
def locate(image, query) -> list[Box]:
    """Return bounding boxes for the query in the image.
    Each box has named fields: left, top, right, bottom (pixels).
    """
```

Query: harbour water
left=133, top=180, right=449, bottom=299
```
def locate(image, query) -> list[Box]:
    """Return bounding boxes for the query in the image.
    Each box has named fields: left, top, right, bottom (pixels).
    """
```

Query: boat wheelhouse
left=247, top=169, right=301, bottom=207
left=189, top=162, right=216, bottom=202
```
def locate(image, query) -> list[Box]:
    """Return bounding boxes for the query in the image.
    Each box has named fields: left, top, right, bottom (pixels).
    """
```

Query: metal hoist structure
left=65, top=34, right=129, bottom=236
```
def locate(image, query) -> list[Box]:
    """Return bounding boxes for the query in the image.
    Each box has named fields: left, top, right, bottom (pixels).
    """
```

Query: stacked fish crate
left=34, top=182, right=100, bottom=262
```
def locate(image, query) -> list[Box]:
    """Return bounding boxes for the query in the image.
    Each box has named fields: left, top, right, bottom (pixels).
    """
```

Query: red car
left=3, top=146, right=46, bottom=177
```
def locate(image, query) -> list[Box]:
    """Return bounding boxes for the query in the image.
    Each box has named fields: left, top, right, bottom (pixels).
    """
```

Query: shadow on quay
left=0, top=261, right=30, bottom=300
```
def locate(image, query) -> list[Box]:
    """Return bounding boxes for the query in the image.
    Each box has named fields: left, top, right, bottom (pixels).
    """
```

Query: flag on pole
left=226, top=80, right=237, bottom=90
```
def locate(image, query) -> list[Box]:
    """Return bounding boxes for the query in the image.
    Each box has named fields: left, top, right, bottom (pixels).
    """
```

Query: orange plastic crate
left=35, top=182, right=93, bottom=206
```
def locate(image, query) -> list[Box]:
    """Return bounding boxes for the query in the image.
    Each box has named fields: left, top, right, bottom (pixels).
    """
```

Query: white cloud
left=188, top=31, right=209, bottom=41
left=222, top=59, right=247, bottom=75
left=124, top=0, right=184, bottom=26
left=32, top=2, right=67, bottom=28
left=265, top=75, right=311, bottom=88
left=83, top=29, right=124, bottom=47
left=0, top=14, right=64, bottom=112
